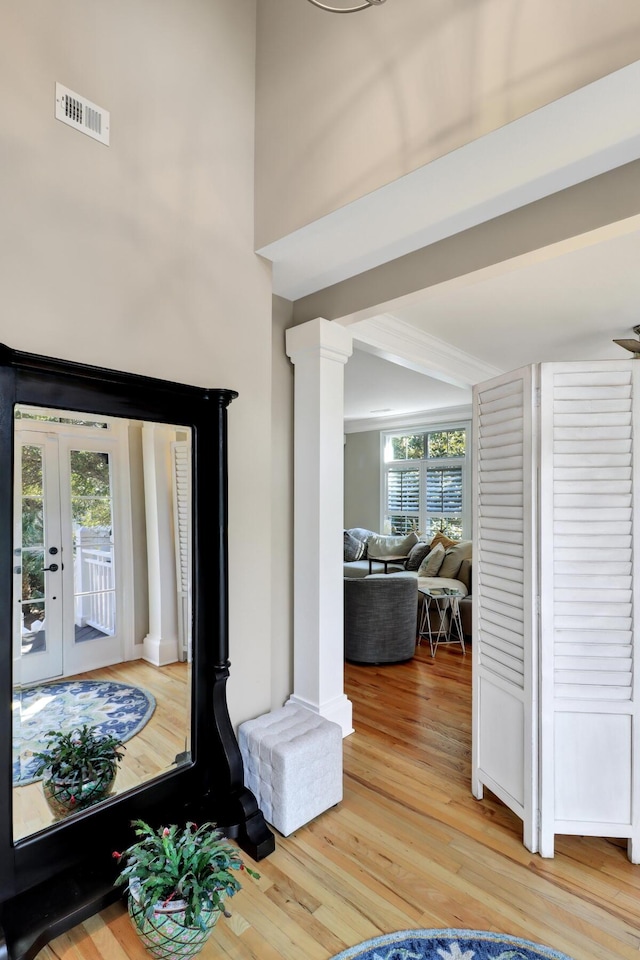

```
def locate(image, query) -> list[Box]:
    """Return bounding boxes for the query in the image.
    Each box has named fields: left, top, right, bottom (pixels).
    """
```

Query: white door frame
left=14, top=410, right=135, bottom=682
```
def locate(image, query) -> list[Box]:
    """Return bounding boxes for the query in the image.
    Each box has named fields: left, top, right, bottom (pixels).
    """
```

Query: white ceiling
left=344, top=348, right=471, bottom=422
left=260, top=61, right=640, bottom=427
left=394, top=229, right=640, bottom=372
left=343, top=225, right=640, bottom=424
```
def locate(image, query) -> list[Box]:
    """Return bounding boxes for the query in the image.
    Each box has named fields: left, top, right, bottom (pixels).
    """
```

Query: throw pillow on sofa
left=347, top=527, right=377, bottom=544
left=438, top=539, right=472, bottom=579
left=429, top=531, right=458, bottom=552
left=417, top=542, right=446, bottom=577
left=367, top=531, right=419, bottom=559
left=344, top=530, right=366, bottom=562
left=405, top=539, right=432, bottom=571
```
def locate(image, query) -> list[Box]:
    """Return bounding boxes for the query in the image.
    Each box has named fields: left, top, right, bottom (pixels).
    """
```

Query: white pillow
left=438, top=539, right=472, bottom=579
left=366, top=531, right=419, bottom=559
left=417, top=542, right=446, bottom=577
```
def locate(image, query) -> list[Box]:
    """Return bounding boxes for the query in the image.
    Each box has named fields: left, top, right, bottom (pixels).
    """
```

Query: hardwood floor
left=14, top=660, right=190, bottom=840
left=38, top=645, right=640, bottom=960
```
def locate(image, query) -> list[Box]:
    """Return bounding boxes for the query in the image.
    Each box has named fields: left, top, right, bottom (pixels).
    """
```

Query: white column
left=286, top=318, right=353, bottom=736
left=142, top=422, right=180, bottom=665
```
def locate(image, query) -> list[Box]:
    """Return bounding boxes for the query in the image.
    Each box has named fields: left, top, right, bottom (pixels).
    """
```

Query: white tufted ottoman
left=238, top=704, right=343, bottom=837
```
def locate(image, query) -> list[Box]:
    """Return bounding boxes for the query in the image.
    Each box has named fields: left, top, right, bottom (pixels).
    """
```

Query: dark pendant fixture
left=307, top=0, right=386, bottom=12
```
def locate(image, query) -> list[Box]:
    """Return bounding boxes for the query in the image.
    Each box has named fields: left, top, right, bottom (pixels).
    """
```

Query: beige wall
left=271, top=296, right=295, bottom=707
left=255, top=0, right=640, bottom=247
left=344, top=431, right=381, bottom=532
left=1, top=0, right=277, bottom=727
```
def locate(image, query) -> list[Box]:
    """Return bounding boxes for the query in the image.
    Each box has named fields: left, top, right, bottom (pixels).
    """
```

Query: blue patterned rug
left=13, top=679, right=156, bottom=786
left=331, top=930, right=575, bottom=960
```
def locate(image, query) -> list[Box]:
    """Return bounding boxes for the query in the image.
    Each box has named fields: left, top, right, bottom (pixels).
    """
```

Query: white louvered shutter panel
left=538, top=361, right=640, bottom=858
left=172, top=440, right=192, bottom=661
left=472, top=367, right=538, bottom=852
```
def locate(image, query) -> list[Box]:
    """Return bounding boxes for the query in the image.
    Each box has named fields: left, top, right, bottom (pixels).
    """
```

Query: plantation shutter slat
left=481, top=417, right=524, bottom=437
left=481, top=614, right=525, bottom=642
left=476, top=406, right=526, bottom=426
left=479, top=456, right=523, bottom=471
left=480, top=539, right=523, bottom=558
left=554, top=684, right=633, bottom=701
left=481, top=592, right=525, bottom=616
left=480, top=656, right=524, bottom=687
left=481, top=573, right=524, bottom=596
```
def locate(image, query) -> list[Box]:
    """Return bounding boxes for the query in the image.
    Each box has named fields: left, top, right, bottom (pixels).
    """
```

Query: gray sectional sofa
left=343, top=527, right=473, bottom=639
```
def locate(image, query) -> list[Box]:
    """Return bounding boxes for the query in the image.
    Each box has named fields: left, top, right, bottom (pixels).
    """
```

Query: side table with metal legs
left=418, top=588, right=466, bottom=657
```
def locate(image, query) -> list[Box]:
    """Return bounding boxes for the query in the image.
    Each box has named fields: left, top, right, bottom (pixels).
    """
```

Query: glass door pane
left=70, top=449, right=116, bottom=645
left=20, top=445, right=47, bottom=656
left=14, top=435, right=64, bottom=684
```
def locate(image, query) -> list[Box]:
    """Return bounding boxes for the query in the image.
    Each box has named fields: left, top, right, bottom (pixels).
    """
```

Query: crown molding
left=344, top=403, right=473, bottom=434
left=349, top=313, right=503, bottom=387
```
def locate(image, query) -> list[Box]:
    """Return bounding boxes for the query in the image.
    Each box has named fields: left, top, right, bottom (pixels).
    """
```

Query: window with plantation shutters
left=426, top=466, right=463, bottom=515
left=382, top=424, right=469, bottom=537
left=386, top=468, right=419, bottom=535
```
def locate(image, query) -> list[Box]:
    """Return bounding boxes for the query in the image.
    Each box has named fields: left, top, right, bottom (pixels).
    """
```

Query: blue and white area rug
left=331, top=930, right=575, bottom=960
left=13, top=679, right=156, bottom=786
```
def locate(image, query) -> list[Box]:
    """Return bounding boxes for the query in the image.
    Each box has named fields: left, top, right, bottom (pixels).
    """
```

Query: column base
left=143, top=633, right=179, bottom=666
left=286, top=692, right=354, bottom=737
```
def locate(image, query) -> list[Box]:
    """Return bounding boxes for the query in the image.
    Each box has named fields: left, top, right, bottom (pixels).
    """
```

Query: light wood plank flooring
left=38, top=646, right=640, bottom=960
left=14, top=660, right=189, bottom=840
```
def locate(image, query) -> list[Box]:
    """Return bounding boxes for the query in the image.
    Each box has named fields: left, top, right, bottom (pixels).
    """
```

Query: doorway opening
left=14, top=407, right=130, bottom=684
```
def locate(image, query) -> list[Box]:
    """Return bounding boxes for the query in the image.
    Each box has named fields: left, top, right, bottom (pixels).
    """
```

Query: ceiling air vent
left=55, top=83, right=110, bottom=146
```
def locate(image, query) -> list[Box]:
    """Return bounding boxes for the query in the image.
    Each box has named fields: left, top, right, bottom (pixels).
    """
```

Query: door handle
left=43, top=563, right=59, bottom=572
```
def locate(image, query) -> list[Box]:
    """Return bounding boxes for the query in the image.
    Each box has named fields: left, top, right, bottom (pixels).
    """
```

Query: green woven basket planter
left=43, top=771, right=115, bottom=818
left=128, top=893, right=221, bottom=960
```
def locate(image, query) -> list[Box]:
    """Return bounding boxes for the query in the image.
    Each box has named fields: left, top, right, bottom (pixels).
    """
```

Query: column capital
left=286, top=317, right=353, bottom=365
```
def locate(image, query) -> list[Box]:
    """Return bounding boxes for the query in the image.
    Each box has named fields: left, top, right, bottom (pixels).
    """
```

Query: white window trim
left=380, top=420, right=471, bottom=537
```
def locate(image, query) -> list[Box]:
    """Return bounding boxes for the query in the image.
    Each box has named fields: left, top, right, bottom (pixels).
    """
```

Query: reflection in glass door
left=15, top=420, right=123, bottom=684
left=69, top=448, right=116, bottom=655
left=16, top=438, right=64, bottom=684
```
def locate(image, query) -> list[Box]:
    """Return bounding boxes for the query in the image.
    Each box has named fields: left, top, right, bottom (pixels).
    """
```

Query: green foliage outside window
left=21, top=446, right=45, bottom=602
left=19, top=447, right=114, bottom=604
left=427, top=429, right=465, bottom=459
left=424, top=517, right=463, bottom=539
left=389, top=429, right=465, bottom=461
left=390, top=434, right=424, bottom=460
left=70, top=451, right=113, bottom=528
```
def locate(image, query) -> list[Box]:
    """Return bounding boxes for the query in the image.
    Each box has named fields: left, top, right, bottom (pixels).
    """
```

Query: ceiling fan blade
left=612, top=339, right=640, bottom=353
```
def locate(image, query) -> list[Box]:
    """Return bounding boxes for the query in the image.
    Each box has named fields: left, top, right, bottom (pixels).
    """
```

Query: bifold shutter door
left=473, top=366, right=538, bottom=852
left=538, top=360, right=640, bottom=859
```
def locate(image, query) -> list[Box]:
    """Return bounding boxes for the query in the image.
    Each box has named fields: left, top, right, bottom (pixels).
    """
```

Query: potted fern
left=31, top=724, right=125, bottom=818
left=114, top=820, right=260, bottom=959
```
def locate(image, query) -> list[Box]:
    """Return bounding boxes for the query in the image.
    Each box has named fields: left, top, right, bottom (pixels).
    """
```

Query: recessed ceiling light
left=370, top=408, right=392, bottom=414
